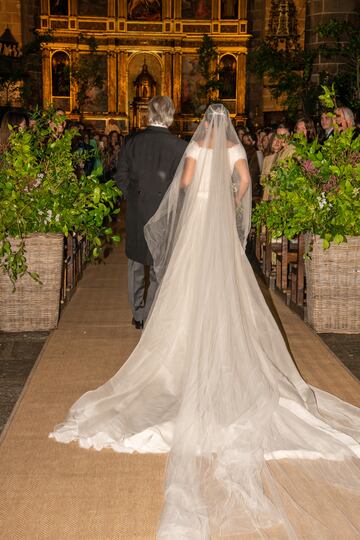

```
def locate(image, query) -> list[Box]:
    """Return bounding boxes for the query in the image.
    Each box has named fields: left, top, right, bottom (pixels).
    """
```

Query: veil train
left=51, top=104, right=360, bottom=539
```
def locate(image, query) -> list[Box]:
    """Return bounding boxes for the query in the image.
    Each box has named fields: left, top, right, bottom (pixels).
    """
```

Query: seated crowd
left=236, top=106, right=359, bottom=200
left=0, top=105, right=358, bottom=198
left=0, top=109, right=125, bottom=183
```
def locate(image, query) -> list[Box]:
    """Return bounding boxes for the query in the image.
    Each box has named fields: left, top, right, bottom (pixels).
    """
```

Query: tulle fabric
left=50, top=104, right=360, bottom=539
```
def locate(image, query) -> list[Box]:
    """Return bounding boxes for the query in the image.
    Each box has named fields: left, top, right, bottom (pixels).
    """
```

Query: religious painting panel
left=221, top=0, right=239, bottom=19
left=127, top=0, right=162, bottom=21
left=219, top=55, right=236, bottom=99
left=83, top=54, right=108, bottom=113
left=182, top=0, right=211, bottom=19
left=52, top=51, right=70, bottom=97
left=181, top=55, right=207, bottom=115
left=50, top=0, right=68, bottom=16
left=77, top=0, right=108, bottom=17
left=52, top=97, right=71, bottom=111
left=128, top=54, right=162, bottom=105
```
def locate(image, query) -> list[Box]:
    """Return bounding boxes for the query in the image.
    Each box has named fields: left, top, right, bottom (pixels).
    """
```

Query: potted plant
left=0, top=108, right=121, bottom=331
left=253, top=88, right=360, bottom=332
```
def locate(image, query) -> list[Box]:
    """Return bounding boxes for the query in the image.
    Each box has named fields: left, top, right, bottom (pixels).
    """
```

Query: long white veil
left=51, top=104, right=360, bottom=539
left=144, top=103, right=252, bottom=282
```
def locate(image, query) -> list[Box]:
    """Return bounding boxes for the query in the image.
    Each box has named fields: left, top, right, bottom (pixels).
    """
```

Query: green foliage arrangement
left=248, top=19, right=360, bottom=119
left=248, top=41, right=319, bottom=119
left=253, top=89, right=360, bottom=249
left=71, top=36, right=105, bottom=115
left=317, top=19, right=360, bottom=118
left=0, top=108, right=121, bottom=285
left=198, top=35, right=223, bottom=105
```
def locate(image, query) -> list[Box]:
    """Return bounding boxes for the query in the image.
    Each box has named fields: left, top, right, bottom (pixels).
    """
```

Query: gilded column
left=163, top=52, right=172, bottom=97
left=70, top=0, right=78, bottom=16
left=42, top=46, right=51, bottom=108
left=236, top=53, right=246, bottom=115
left=70, top=50, right=79, bottom=113
left=118, top=0, right=127, bottom=18
left=118, top=51, right=128, bottom=115
left=41, top=0, right=49, bottom=15
left=108, top=0, right=116, bottom=16
left=172, top=51, right=181, bottom=112
left=108, top=50, right=117, bottom=113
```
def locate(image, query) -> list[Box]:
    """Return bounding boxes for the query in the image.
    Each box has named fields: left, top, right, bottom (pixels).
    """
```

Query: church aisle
left=0, top=244, right=359, bottom=540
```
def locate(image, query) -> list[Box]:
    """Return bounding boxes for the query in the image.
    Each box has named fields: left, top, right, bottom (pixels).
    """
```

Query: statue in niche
left=134, top=61, right=156, bottom=101
left=219, top=55, right=236, bottom=99
left=128, top=0, right=161, bottom=21
left=50, top=0, right=68, bottom=16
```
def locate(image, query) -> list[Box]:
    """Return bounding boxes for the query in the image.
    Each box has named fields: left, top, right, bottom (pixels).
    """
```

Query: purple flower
left=302, top=159, right=319, bottom=175
left=322, top=174, right=338, bottom=192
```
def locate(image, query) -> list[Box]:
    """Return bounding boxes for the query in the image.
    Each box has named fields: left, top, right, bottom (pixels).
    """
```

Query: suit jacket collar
left=146, top=125, right=169, bottom=133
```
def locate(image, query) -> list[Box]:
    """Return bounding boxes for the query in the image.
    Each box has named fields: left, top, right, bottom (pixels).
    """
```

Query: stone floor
left=0, top=331, right=49, bottom=434
left=321, top=333, right=360, bottom=380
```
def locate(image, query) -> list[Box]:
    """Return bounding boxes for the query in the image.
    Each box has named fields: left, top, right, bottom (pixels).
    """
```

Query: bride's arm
left=180, top=157, right=196, bottom=188
left=234, top=159, right=251, bottom=204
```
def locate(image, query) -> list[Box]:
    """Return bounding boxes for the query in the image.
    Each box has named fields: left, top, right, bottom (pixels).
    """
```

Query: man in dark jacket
left=115, top=96, right=187, bottom=329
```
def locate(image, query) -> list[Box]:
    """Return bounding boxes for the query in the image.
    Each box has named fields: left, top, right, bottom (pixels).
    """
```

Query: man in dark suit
left=319, top=111, right=335, bottom=143
left=115, top=96, right=187, bottom=329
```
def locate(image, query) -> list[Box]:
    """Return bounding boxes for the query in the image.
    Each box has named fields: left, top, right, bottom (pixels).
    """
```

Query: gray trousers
left=128, top=259, right=158, bottom=322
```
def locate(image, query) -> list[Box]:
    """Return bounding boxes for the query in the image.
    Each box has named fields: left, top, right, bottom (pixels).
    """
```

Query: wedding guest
left=102, top=130, right=121, bottom=180
left=72, top=132, right=95, bottom=178
left=294, top=117, right=316, bottom=142
left=105, top=118, right=121, bottom=136
left=49, top=108, right=66, bottom=137
left=335, top=106, right=355, bottom=131
left=275, top=123, right=294, bottom=161
left=319, top=111, right=335, bottom=143
left=0, top=110, right=28, bottom=152
left=260, top=125, right=293, bottom=201
left=242, top=132, right=261, bottom=197
left=335, top=106, right=359, bottom=139
left=115, top=96, right=187, bottom=329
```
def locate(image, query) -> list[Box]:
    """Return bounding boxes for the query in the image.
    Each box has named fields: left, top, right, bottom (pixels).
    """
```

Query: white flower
left=317, top=192, right=327, bottom=209
left=46, top=209, right=52, bottom=218
left=55, top=214, right=60, bottom=222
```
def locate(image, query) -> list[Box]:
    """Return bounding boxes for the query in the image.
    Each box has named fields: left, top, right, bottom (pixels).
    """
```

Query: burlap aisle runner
left=0, top=245, right=359, bottom=540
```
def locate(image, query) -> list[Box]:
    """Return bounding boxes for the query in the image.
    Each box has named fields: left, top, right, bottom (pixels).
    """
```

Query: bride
left=50, top=104, right=360, bottom=539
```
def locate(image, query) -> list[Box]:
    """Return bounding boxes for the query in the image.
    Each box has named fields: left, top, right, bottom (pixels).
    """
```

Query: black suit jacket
left=115, top=126, right=187, bottom=265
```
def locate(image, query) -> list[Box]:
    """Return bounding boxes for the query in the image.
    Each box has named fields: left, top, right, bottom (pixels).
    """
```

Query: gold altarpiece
left=38, top=0, right=250, bottom=135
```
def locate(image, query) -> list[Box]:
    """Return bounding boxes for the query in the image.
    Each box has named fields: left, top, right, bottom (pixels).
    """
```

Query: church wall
left=0, top=0, right=22, bottom=47
left=0, top=0, right=40, bottom=108
left=305, top=0, right=359, bottom=84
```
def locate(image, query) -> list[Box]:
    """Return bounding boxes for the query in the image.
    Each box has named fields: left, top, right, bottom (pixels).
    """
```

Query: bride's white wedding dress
left=50, top=105, right=360, bottom=539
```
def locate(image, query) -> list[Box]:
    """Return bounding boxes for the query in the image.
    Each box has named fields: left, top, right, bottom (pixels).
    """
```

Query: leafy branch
left=0, top=108, right=121, bottom=285
left=198, top=35, right=223, bottom=105
left=71, top=35, right=105, bottom=116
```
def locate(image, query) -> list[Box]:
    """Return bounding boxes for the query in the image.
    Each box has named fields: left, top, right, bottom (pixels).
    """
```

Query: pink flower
left=322, top=175, right=338, bottom=193
left=302, top=159, right=318, bottom=175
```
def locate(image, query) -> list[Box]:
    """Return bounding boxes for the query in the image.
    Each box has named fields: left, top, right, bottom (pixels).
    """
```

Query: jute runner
left=0, top=246, right=359, bottom=540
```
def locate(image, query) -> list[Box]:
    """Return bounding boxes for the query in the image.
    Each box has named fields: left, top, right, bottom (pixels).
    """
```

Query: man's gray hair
left=148, top=96, right=175, bottom=127
left=337, top=106, right=355, bottom=127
